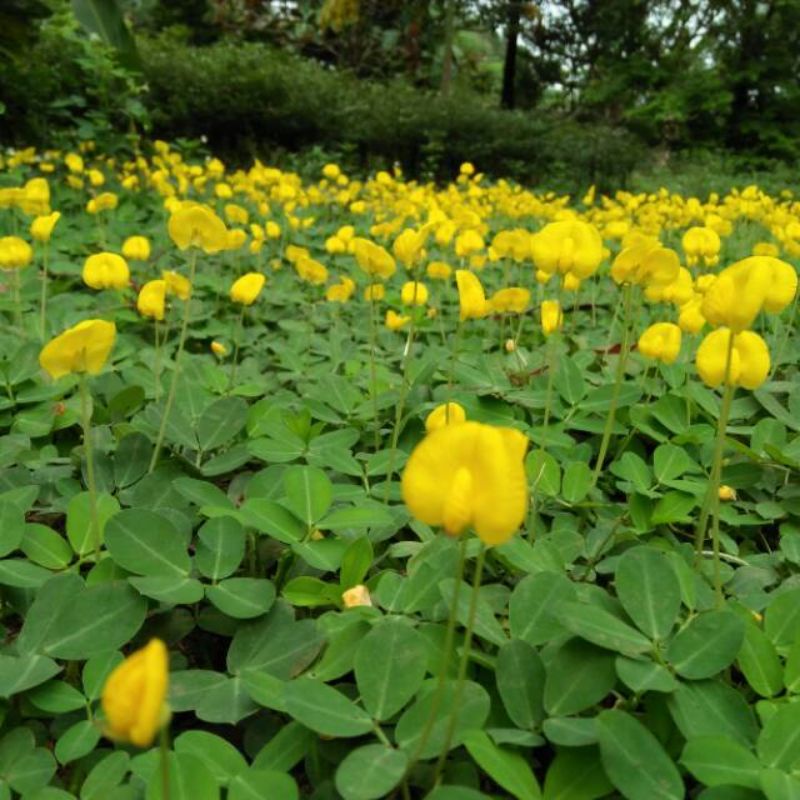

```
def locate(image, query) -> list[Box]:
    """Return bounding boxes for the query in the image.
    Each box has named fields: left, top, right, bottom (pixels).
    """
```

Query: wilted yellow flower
left=531, top=220, right=604, bottom=279
left=30, top=211, right=61, bottom=243
left=101, top=639, right=169, bottom=748
left=719, top=485, right=737, bottom=501
left=0, top=236, right=33, bottom=269
left=364, top=283, right=385, bottom=302
left=137, top=280, right=167, bottom=321
left=425, top=402, right=466, bottom=433
left=39, top=319, right=116, bottom=379
left=211, top=341, right=227, bottom=357
left=162, top=270, right=191, bottom=300
left=402, top=421, right=529, bottom=545
left=696, top=328, right=770, bottom=390
left=638, top=322, right=682, bottom=364
left=541, top=299, right=563, bottom=336
left=401, top=281, right=428, bottom=306
left=122, top=236, right=151, bottom=262
left=231, top=272, right=266, bottom=305
left=385, top=309, right=411, bottom=331
left=455, top=269, right=487, bottom=320
left=342, top=585, right=372, bottom=608
left=83, top=253, right=130, bottom=290
left=488, top=287, right=530, bottom=314
left=353, top=238, right=396, bottom=280
left=168, top=205, right=228, bottom=253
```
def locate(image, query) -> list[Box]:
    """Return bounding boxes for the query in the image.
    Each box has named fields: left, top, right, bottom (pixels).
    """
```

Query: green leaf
left=228, top=769, right=299, bottom=800
left=668, top=680, right=758, bottom=745
left=464, top=731, right=541, bottom=800
left=557, top=602, right=652, bottom=655
left=105, top=509, right=190, bottom=576
left=173, top=477, right=234, bottom=510
left=283, top=465, right=332, bottom=525
left=206, top=579, right=276, bottom=619
left=66, top=491, right=119, bottom=556
left=681, top=735, right=761, bottom=789
left=340, top=536, right=373, bottom=589
left=283, top=676, right=373, bottom=737
left=0, top=654, right=60, bottom=697
left=757, top=701, right=800, bottom=770
left=542, top=717, right=598, bottom=747
left=195, top=517, right=246, bottom=581
left=319, top=506, right=394, bottom=532
left=615, top=546, right=681, bottom=640
left=737, top=620, right=783, bottom=698
left=113, top=432, right=152, bottom=488
left=195, top=677, right=258, bottom=725
left=146, top=752, right=219, bottom=800
left=555, top=357, right=586, bottom=405
left=174, top=731, right=247, bottom=787
left=509, top=572, right=577, bottom=646
left=81, top=751, right=130, bottom=800
left=526, top=450, right=561, bottom=497
left=129, top=576, right=205, bottom=605
left=334, top=744, right=408, bottom=800
left=54, top=720, right=100, bottom=765
left=252, top=722, right=313, bottom=772
left=651, top=491, right=697, bottom=524
left=20, top=524, right=72, bottom=569
left=496, top=640, right=545, bottom=730
left=197, top=396, right=248, bottom=451
left=596, top=709, right=684, bottom=800
left=0, top=501, right=24, bottom=558
left=27, top=680, right=85, bottom=714
left=354, top=617, right=428, bottom=721
left=71, top=0, right=141, bottom=69
left=543, top=639, right=616, bottom=717
left=654, top=443, right=699, bottom=482
left=542, top=747, right=613, bottom=800
left=562, top=462, right=592, bottom=504
left=5, top=748, right=56, bottom=795
left=765, top=587, right=800, bottom=647
left=439, top=579, right=507, bottom=647
left=667, top=611, right=745, bottom=679
left=760, top=767, right=800, bottom=800
left=240, top=500, right=304, bottom=543
left=615, top=656, right=678, bottom=693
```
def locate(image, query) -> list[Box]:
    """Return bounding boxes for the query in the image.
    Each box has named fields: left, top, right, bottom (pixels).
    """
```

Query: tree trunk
left=501, top=0, right=521, bottom=109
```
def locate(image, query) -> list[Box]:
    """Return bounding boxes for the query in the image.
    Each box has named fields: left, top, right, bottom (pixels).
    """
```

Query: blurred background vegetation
left=1, top=0, right=799, bottom=192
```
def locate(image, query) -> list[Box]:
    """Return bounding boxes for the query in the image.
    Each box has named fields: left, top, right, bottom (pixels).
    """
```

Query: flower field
left=0, top=141, right=798, bottom=800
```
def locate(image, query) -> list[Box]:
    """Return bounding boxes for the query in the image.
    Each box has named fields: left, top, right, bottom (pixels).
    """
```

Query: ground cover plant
left=0, top=141, right=798, bottom=799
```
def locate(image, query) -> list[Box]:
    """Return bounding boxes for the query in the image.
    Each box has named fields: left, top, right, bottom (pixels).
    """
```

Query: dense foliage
left=0, top=140, right=797, bottom=799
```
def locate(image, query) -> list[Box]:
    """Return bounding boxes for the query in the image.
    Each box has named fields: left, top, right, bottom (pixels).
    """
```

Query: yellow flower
left=101, top=639, right=169, bottom=748
left=353, top=238, right=396, bottom=280
left=19, top=178, right=51, bottom=216
left=137, top=280, right=167, bottom=321
left=752, top=242, right=779, bottom=257
left=325, top=235, right=347, bottom=255
left=226, top=229, right=248, bottom=251
left=364, top=283, right=385, bottom=302
left=637, top=322, right=682, bottom=364
left=401, top=281, right=428, bottom=306
left=266, top=221, right=282, bottom=239
left=696, top=328, right=770, bottom=390
left=65, top=152, right=84, bottom=173
left=224, top=203, right=249, bottom=225
left=562, top=272, right=581, bottom=292
left=342, top=585, right=372, bottom=608
left=326, top=277, right=356, bottom=303
left=402, top=421, right=529, bottom=545
left=393, top=228, right=428, bottom=268
left=682, top=226, right=721, bottom=268
left=427, top=261, right=452, bottom=280
left=30, top=212, right=61, bottom=243
left=295, top=257, right=329, bottom=285
left=122, top=236, right=151, bottom=262
left=323, top=163, right=341, bottom=180
left=39, top=319, right=116, bottom=379
left=459, top=162, right=475, bottom=176
left=530, top=220, right=603, bottom=278
left=88, top=169, right=105, bottom=187
left=455, top=269, right=487, bottom=320
left=612, top=243, right=680, bottom=288
left=454, top=229, right=484, bottom=258
left=385, top=309, right=411, bottom=331
left=718, top=485, right=737, bottom=501
left=86, top=192, right=118, bottom=215
left=0, top=236, right=33, bottom=269
left=162, top=270, right=192, bottom=301
left=488, top=287, right=530, bottom=314
left=425, top=402, right=467, bottom=433
left=541, top=300, right=563, bottom=336
left=678, top=296, right=706, bottom=333
left=168, top=205, right=228, bottom=254
left=230, top=272, right=266, bottom=305
left=211, top=341, right=228, bottom=357
left=83, top=253, right=130, bottom=290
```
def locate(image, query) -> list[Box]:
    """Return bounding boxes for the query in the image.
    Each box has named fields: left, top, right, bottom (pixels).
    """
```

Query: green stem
left=592, top=283, right=633, bottom=485
left=12, top=269, right=22, bottom=332
left=431, top=543, right=486, bottom=787
left=39, top=243, right=49, bottom=341
left=153, top=320, right=162, bottom=402
left=229, top=304, right=246, bottom=392
left=404, top=537, right=467, bottom=779
left=160, top=725, right=171, bottom=800
left=78, top=375, right=101, bottom=563
left=368, top=297, right=380, bottom=451
left=149, top=252, right=197, bottom=473
left=694, top=331, right=736, bottom=608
